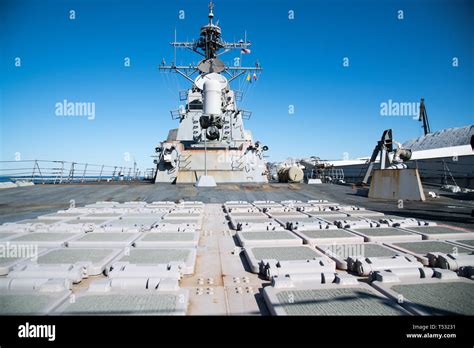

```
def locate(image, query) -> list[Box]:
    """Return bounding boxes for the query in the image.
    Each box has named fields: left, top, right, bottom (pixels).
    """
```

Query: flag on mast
left=246, top=73, right=251, bottom=82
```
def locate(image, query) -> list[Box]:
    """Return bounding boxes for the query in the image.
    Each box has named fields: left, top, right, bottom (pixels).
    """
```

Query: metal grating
left=17, top=219, right=59, bottom=225
left=0, top=232, right=19, bottom=240
left=139, top=233, right=196, bottom=241
left=453, top=239, right=474, bottom=247
left=38, top=249, right=117, bottom=264
left=392, top=241, right=471, bottom=255
left=252, top=246, right=320, bottom=260
left=300, top=229, right=359, bottom=239
left=41, top=212, right=85, bottom=219
left=0, top=255, right=26, bottom=267
left=240, top=231, right=298, bottom=240
left=0, top=293, right=68, bottom=315
left=81, top=213, right=122, bottom=219
left=409, top=226, right=472, bottom=234
left=274, top=288, right=406, bottom=315
left=119, top=249, right=191, bottom=264
left=72, top=233, right=137, bottom=242
left=58, top=294, right=178, bottom=315
left=8, top=233, right=78, bottom=242
left=62, top=219, right=109, bottom=225
left=320, top=243, right=398, bottom=258
left=353, top=228, right=414, bottom=236
left=391, top=282, right=474, bottom=315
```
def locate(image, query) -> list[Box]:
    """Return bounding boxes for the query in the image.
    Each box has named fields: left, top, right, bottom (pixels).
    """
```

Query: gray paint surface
left=392, top=282, right=474, bottom=315
left=38, top=249, right=116, bottom=264
left=353, top=228, right=414, bottom=236
left=275, top=289, right=406, bottom=315
left=0, top=256, right=25, bottom=266
left=240, top=231, right=297, bottom=240
left=73, top=233, right=136, bottom=242
left=8, top=233, right=77, bottom=242
left=0, top=183, right=471, bottom=229
left=119, top=249, right=190, bottom=264
left=251, top=246, right=319, bottom=260
left=302, top=229, right=360, bottom=239
left=409, top=226, right=473, bottom=235
left=393, top=241, right=471, bottom=255
left=59, top=294, right=177, bottom=315
left=321, top=243, right=397, bottom=258
left=140, top=233, right=195, bottom=241
left=0, top=293, right=63, bottom=314
left=454, top=239, right=474, bottom=247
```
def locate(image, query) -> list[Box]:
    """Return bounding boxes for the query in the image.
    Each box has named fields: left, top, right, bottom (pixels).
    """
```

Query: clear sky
left=1, top=0, right=473, bottom=172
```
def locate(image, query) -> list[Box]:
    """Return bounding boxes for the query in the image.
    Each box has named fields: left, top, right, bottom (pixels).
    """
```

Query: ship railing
left=412, top=159, right=473, bottom=188
left=326, top=168, right=345, bottom=181
left=0, top=160, right=148, bottom=184
left=307, top=168, right=345, bottom=183
left=345, top=159, right=473, bottom=188
left=143, top=168, right=156, bottom=180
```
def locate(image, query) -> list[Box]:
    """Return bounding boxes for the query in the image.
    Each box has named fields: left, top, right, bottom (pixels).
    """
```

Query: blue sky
left=1, top=0, right=473, bottom=172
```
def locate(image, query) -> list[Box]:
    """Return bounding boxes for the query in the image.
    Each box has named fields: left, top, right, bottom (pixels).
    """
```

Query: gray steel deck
left=1, top=184, right=473, bottom=316
left=1, top=183, right=472, bottom=229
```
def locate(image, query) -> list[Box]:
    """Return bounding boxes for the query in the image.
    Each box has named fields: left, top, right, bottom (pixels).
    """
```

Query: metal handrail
left=0, top=160, right=150, bottom=184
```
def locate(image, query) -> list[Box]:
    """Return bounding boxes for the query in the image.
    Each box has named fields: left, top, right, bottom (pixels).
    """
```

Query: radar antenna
left=159, top=1, right=262, bottom=83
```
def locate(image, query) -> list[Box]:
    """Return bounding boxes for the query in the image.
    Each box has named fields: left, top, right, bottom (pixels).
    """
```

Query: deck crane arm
left=361, top=129, right=393, bottom=185
left=419, top=98, right=431, bottom=135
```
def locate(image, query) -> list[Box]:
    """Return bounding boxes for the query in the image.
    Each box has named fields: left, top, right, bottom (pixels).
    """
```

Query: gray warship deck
left=1, top=183, right=472, bottom=229
left=0, top=183, right=473, bottom=316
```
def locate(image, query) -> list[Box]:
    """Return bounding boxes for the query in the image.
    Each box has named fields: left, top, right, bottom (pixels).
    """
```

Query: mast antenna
left=174, top=28, right=177, bottom=65
left=159, top=0, right=262, bottom=83
left=209, top=1, right=214, bottom=24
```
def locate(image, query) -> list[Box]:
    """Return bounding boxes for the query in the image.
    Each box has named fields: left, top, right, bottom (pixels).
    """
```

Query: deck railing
left=0, top=160, right=156, bottom=184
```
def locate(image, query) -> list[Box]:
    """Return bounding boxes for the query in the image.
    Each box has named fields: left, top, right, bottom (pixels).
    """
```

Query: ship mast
left=159, top=1, right=262, bottom=83
left=154, top=1, right=269, bottom=185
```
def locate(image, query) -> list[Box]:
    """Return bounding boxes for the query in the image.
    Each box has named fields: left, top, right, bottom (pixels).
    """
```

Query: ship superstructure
left=154, top=2, right=268, bottom=184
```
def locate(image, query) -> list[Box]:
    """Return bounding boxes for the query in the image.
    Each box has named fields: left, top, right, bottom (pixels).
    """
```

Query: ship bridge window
left=188, top=100, right=203, bottom=110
